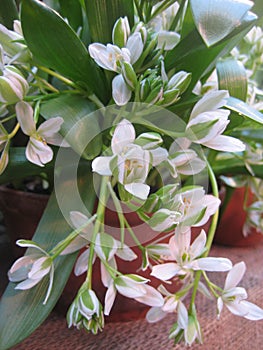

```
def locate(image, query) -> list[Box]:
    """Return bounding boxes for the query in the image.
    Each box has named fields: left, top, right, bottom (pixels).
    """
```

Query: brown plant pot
left=0, top=186, right=49, bottom=258
left=214, top=187, right=263, bottom=247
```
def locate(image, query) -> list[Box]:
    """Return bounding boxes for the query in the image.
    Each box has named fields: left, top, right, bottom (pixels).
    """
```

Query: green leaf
left=190, top=0, right=254, bottom=47
left=216, top=58, right=247, bottom=101
left=0, top=165, right=96, bottom=350
left=165, top=10, right=257, bottom=95
left=41, top=95, right=102, bottom=159
left=21, top=0, right=107, bottom=101
left=0, top=0, right=18, bottom=29
left=226, top=97, right=263, bottom=125
left=0, top=147, right=54, bottom=185
left=85, top=0, right=134, bottom=44
left=59, top=0, right=83, bottom=32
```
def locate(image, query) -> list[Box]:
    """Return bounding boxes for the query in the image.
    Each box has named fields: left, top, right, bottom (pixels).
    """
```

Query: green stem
left=190, top=162, right=219, bottom=311
left=37, top=65, right=77, bottom=88
left=8, top=123, right=20, bottom=139
left=85, top=176, right=109, bottom=289
left=123, top=216, right=145, bottom=250
left=49, top=214, right=97, bottom=259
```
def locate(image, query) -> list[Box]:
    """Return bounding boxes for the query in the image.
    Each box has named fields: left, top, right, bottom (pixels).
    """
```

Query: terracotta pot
left=214, top=187, right=263, bottom=247
left=0, top=186, right=49, bottom=258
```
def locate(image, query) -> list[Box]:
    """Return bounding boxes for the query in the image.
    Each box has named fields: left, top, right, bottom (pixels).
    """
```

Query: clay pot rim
left=0, top=184, right=50, bottom=200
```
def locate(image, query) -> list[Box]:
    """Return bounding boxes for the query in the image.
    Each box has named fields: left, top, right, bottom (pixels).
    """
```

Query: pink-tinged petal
left=224, top=262, right=246, bottom=290
left=60, top=235, right=88, bottom=255
left=190, top=229, right=207, bottom=259
left=135, top=284, right=164, bottom=307
left=8, top=255, right=37, bottom=282
left=28, top=257, right=51, bottom=280
left=15, top=101, right=36, bottom=135
left=15, top=277, right=42, bottom=290
left=74, top=249, right=90, bottom=276
left=126, top=32, right=143, bottom=64
left=69, top=211, right=94, bottom=237
left=116, top=243, right=137, bottom=261
left=189, top=257, right=232, bottom=272
left=146, top=307, right=167, bottom=323
left=111, top=119, right=135, bottom=154
left=37, top=117, right=63, bottom=137
left=104, top=283, right=117, bottom=316
left=241, top=301, right=263, bottom=320
left=92, top=156, right=113, bottom=176
left=203, top=135, right=246, bottom=152
left=26, top=138, right=53, bottom=166
left=151, top=262, right=182, bottom=281
left=124, top=182, right=150, bottom=200
left=44, top=133, right=69, bottom=147
left=112, top=74, right=131, bottom=106
left=25, top=142, right=44, bottom=167
left=190, top=90, right=229, bottom=119
left=101, top=258, right=116, bottom=287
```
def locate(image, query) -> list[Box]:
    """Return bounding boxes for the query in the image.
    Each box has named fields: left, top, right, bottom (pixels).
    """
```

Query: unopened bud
left=122, top=61, right=137, bottom=90
left=168, top=71, right=191, bottom=94
left=0, top=65, right=28, bottom=103
left=112, top=17, right=130, bottom=48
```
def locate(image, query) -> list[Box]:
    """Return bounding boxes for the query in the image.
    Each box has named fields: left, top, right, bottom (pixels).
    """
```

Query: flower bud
left=0, top=65, right=28, bottom=103
left=112, top=17, right=130, bottom=48
left=157, top=88, right=180, bottom=106
left=121, top=61, right=137, bottom=90
left=134, top=22, right=147, bottom=44
left=168, top=71, right=191, bottom=94
left=139, top=78, right=151, bottom=101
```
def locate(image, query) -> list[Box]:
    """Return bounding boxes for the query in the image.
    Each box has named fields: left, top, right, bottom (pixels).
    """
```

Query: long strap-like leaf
left=0, top=165, right=95, bottom=350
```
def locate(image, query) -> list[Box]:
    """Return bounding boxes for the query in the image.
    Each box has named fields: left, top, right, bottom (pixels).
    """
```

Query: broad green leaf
left=226, top=97, right=263, bottom=125
left=0, top=147, right=54, bottom=185
left=190, top=0, right=254, bottom=46
left=85, top=0, right=134, bottom=44
left=0, top=164, right=96, bottom=350
left=0, top=0, right=18, bottom=29
left=165, top=10, right=257, bottom=95
left=213, top=157, right=263, bottom=179
left=41, top=95, right=102, bottom=159
left=59, top=0, right=83, bottom=32
left=21, top=0, right=108, bottom=102
left=216, top=58, right=247, bottom=101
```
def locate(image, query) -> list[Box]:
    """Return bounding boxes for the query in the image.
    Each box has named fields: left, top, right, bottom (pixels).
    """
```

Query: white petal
left=112, top=119, right=135, bottom=154
left=190, top=90, right=229, bottom=119
left=203, top=135, right=246, bottom=152
left=174, top=227, right=191, bottom=255
left=135, top=284, right=164, bottom=307
left=190, top=229, right=207, bottom=259
left=15, top=101, right=36, bottom=135
left=28, top=257, right=51, bottom=280
left=151, top=262, right=182, bottom=281
left=146, top=307, right=167, bottom=323
left=157, top=31, right=180, bottom=50
left=74, top=249, right=90, bottom=276
left=101, top=258, right=116, bottom=287
left=217, top=297, right=224, bottom=317
left=241, top=301, right=263, bottom=320
left=37, top=117, right=63, bottom=138
left=92, top=156, right=113, bottom=176
left=177, top=301, right=188, bottom=329
left=124, top=182, right=150, bottom=200
left=88, top=43, right=117, bottom=71
left=15, top=277, right=42, bottom=290
left=162, top=297, right=178, bottom=312
left=224, top=262, right=246, bottom=290
left=26, top=138, right=53, bottom=166
left=104, top=283, right=117, bottom=315
left=8, top=255, right=37, bottom=282
left=69, top=211, right=94, bottom=239
left=150, top=147, right=169, bottom=166
left=112, top=74, right=131, bottom=106
left=60, top=235, right=88, bottom=255
left=115, top=276, right=147, bottom=298
left=189, top=257, right=232, bottom=272
left=126, top=32, right=143, bottom=64
left=116, top=244, right=137, bottom=261
left=225, top=300, right=249, bottom=317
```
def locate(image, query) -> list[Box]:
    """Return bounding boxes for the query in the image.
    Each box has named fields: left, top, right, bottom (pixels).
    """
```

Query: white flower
left=104, top=274, right=164, bottom=316
left=151, top=227, right=232, bottom=282
left=185, top=90, right=245, bottom=152
left=167, top=138, right=206, bottom=177
left=148, top=187, right=220, bottom=231
left=8, top=240, right=54, bottom=304
left=217, top=262, right=263, bottom=320
left=92, top=119, right=166, bottom=199
left=16, top=101, right=67, bottom=166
